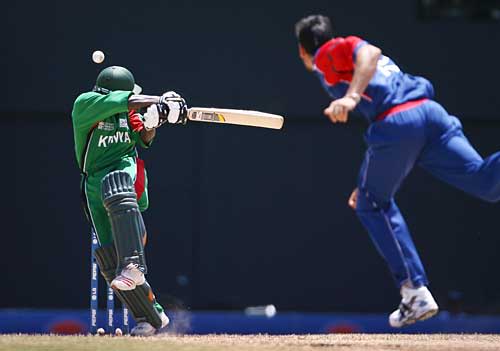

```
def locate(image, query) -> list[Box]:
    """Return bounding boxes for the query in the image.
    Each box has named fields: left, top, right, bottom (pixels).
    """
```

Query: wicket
left=90, top=228, right=129, bottom=335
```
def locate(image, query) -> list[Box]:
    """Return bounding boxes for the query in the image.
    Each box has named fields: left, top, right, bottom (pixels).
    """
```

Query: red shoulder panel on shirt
left=314, top=36, right=364, bottom=85
left=128, top=110, right=144, bottom=132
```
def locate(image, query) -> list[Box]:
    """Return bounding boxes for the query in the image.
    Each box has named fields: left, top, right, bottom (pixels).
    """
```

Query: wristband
left=346, top=93, right=361, bottom=105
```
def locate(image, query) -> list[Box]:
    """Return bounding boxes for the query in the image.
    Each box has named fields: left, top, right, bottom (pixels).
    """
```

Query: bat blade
left=187, top=107, right=284, bottom=130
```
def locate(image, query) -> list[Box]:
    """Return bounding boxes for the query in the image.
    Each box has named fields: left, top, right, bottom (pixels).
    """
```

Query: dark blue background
left=4, top=1, right=500, bottom=314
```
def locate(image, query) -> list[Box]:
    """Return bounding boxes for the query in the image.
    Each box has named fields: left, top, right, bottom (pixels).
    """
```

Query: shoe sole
left=405, top=308, right=439, bottom=327
left=391, top=308, right=439, bottom=328
left=111, top=281, right=137, bottom=291
left=416, top=308, right=439, bottom=322
left=130, top=330, right=156, bottom=337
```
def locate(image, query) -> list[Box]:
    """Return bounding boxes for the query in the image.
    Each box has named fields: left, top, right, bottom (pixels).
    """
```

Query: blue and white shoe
left=389, top=285, right=439, bottom=328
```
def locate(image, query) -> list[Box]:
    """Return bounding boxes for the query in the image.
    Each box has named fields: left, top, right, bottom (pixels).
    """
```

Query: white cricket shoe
left=389, top=285, right=439, bottom=328
left=111, top=263, right=146, bottom=291
left=130, top=312, right=170, bottom=336
left=130, top=322, right=156, bottom=336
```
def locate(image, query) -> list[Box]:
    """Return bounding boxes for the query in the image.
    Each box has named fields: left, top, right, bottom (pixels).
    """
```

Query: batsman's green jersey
left=72, top=90, right=151, bottom=245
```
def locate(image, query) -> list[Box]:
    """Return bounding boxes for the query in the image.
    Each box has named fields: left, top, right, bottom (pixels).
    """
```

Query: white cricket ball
left=92, top=50, right=105, bottom=64
left=96, top=327, right=106, bottom=335
left=114, top=328, right=123, bottom=336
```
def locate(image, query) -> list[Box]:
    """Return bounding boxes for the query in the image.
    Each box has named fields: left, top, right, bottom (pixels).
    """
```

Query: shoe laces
left=398, top=296, right=416, bottom=318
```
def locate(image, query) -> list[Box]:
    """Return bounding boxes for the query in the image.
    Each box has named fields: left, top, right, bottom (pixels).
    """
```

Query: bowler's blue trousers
left=356, top=100, right=500, bottom=288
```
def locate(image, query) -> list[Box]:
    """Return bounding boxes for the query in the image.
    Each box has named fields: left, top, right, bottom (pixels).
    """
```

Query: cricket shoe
left=389, top=285, right=439, bottom=328
left=111, top=263, right=146, bottom=291
left=130, top=312, right=170, bottom=336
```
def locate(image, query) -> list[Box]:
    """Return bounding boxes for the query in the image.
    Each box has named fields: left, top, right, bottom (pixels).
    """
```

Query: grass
left=1, top=334, right=499, bottom=351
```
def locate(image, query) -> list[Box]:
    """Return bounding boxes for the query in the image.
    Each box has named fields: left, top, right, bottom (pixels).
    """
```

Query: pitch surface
left=1, top=334, right=499, bottom=351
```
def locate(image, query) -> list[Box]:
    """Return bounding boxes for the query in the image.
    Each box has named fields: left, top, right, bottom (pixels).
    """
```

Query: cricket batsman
left=72, top=66, right=188, bottom=335
left=295, top=15, right=500, bottom=327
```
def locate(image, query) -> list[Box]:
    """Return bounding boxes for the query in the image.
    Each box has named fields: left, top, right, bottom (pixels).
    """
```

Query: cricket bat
left=187, top=107, right=284, bottom=130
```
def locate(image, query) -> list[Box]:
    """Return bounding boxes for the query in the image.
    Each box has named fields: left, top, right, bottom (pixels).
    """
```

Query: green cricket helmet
left=94, top=66, right=142, bottom=94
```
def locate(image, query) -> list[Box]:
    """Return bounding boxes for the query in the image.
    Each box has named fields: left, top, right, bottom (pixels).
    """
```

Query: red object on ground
left=50, top=320, right=85, bottom=335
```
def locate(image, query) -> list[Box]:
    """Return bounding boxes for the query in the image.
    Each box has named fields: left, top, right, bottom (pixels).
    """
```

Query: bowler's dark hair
left=295, top=15, right=334, bottom=55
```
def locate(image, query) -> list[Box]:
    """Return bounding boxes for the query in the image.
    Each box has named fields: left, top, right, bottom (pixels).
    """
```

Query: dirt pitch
left=1, top=334, right=499, bottom=351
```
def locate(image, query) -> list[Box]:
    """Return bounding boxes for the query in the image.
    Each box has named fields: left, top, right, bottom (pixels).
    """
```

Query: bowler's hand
left=348, top=188, right=358, bottom=210
left=324, top=97, right=357, bottom=123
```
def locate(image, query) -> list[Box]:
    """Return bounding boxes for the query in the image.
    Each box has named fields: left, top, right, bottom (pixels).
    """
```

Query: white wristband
left=346, top=93, right=361, bottom=105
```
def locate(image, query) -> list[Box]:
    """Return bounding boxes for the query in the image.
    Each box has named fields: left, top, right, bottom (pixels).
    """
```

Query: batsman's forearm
left=140, top=128, right=156, bottom=144
left=128, top=95, right=160, bottom=110
left=347, top=45, right=381, bottom=96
